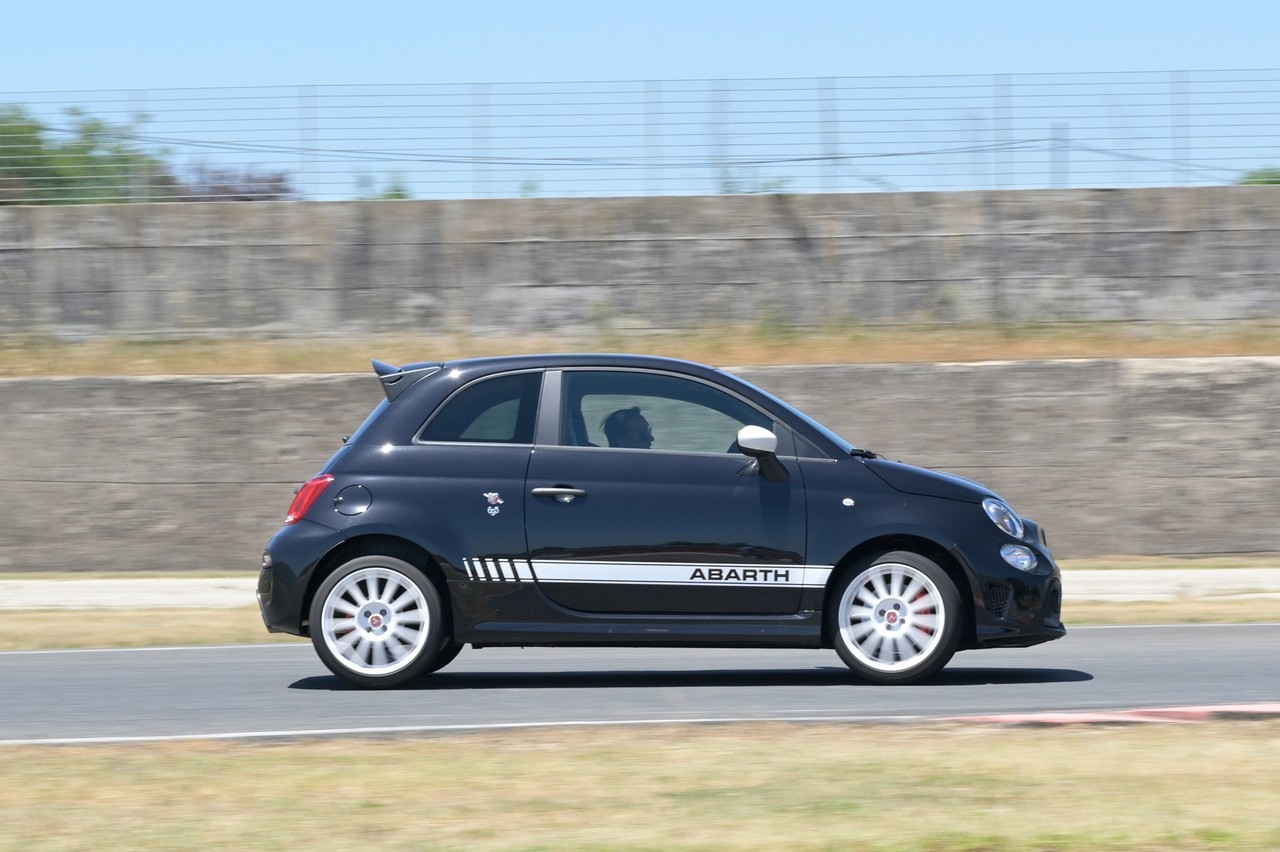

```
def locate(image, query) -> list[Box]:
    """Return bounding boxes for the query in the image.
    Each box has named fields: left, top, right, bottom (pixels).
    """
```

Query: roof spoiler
left=372, top=359, right=442, bottom=402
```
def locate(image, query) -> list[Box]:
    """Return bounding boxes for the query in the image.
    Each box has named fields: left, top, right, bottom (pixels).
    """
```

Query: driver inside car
left=601, top=406, right=654, bottom=449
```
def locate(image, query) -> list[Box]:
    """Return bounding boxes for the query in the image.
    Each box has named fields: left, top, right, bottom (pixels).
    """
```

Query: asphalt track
left=1, top=569, right=1278, bottom=744
left=2, top=623, right=1278, bottom=745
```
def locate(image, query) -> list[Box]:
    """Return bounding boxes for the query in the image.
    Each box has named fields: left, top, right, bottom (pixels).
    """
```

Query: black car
left=258, top=354, right=1064, bottom=688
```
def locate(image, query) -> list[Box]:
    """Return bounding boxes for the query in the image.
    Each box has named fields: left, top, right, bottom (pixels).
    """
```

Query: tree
left=1237, top=167, right=1280, bottom=185
left=0, top=106, right=45, bottom=202
left=354, top=170, right=411, bottom=200
left=183, top=162, right=294, bottom=201
left=0, top=105, right=294, bottom=204
left=0, top=105, right=179, bottom=203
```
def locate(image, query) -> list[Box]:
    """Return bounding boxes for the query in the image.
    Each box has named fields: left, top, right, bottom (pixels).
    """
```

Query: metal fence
left=3, top=70, right=1279, bottom=203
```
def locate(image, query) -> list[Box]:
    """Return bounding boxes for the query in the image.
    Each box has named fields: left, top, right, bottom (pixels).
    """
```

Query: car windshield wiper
left=850, top=447, right=878, bottom=459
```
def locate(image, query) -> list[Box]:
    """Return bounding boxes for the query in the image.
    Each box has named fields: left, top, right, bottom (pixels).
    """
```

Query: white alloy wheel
left=310, top=556, right=445, bottom=688
left=830, top=551, right=960, bottom=684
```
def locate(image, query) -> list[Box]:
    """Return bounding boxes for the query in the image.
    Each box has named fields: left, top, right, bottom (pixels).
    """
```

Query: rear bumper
left=257, top=521, right=344, bottom=636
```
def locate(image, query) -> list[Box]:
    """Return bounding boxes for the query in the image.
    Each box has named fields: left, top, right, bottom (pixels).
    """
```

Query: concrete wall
left=1, top=188, right=1277, bottom=570
left=2, top=357, right=1276, bottom=572
left=2, top=187, right=1279, bottom=337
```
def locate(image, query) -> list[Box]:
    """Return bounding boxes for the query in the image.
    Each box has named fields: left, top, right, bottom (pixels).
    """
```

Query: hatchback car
left=258, top=354, right=1064, bottom=688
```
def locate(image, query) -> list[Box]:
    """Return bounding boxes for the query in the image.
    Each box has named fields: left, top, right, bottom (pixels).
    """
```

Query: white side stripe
left=463, top=557, right=536, bottom=582
left=532, top=561, right=832, bottom=588
left=462, top=558, right=833, bottom=587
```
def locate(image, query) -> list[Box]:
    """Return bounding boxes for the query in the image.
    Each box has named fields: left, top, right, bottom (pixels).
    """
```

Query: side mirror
left=736, top=425, right=778, bottom=456
left=735, top=425, right=788, bottom=483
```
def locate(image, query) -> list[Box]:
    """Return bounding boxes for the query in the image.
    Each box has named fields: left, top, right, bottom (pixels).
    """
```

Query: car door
left=524, top=368, right=808, bottom=614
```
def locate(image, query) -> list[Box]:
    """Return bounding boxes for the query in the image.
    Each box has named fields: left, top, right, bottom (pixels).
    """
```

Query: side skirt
left=466, top=612, right=825, bottom=648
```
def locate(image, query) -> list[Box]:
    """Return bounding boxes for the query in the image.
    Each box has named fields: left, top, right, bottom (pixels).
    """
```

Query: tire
left=309, top=555, right=447, bottom=688
left=423, top=641, right=464, bottom=674
left=828, top=550, right=961, bottom=685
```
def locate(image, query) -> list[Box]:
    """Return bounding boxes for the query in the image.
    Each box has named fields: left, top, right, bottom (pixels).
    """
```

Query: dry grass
left=0, top=607, right=304, bottom=652
left=1062, top=555, right=1280, bottom=571
left=3, top=322, right=1279, bottom=377
left=1069, top=598, right=1280, bottom=625
left=2, top=722, right=1278, bottom=849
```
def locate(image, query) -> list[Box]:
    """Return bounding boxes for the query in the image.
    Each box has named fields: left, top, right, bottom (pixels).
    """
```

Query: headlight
left=1000, top=544, right=1038, bottom=572
left=982, top=497, right=1025, bottom=539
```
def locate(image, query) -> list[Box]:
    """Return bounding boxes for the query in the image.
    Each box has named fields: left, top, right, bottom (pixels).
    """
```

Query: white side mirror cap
left=737, top=425, right=777, bottom=456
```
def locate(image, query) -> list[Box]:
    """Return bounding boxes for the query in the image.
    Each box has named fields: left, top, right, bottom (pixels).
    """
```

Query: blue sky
left=4, top=0, right=1279, bottom=92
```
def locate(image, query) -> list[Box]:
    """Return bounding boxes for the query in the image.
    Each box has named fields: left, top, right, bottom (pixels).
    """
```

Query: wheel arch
left=821, top=534, right=975, bottom=649
left=301, top=534, right=450, bottom=637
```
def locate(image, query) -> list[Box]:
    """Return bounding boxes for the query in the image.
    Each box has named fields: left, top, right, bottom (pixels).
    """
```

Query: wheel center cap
left=369, top=614, right=384, bottom=629
left=884, top=610, right=899, bottom=625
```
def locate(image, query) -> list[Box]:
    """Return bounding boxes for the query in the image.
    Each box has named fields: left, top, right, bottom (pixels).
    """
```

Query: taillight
left=284, top=474, right=335, bottom=524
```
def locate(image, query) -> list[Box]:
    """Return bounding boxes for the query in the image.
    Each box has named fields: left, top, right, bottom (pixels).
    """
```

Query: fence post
left=473, top=82, right=489, bottom=197
left=645, top=80, right=662, bottom=196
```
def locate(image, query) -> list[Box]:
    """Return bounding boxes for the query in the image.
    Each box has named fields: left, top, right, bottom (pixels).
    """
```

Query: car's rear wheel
left=310, top=555, right=446, bottom=688
left=424, top=641, right=463, bottom=674
left=829, top=550, right=961, bottom=684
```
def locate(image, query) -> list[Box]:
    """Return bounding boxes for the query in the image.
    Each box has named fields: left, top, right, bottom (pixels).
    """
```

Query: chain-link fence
left=3, top=69, right=1279, bottom=203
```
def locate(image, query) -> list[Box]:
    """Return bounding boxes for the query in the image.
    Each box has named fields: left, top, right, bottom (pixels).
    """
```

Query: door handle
left=531, top=486, right=588, bottom=504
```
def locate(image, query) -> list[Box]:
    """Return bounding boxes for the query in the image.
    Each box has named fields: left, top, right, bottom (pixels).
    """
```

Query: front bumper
left=952, top=521, right=1066, bottom=649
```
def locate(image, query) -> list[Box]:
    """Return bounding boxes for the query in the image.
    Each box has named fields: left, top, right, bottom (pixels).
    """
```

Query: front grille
left=985, top=584, right=1012, bottom=619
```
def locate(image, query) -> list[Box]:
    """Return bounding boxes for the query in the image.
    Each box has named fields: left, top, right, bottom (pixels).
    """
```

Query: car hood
left=863, top=457, right=992, bottom=503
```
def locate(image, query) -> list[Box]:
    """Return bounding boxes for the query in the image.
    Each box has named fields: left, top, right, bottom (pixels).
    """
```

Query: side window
left=561, top=370, right=773, bottom=454
left=420, top=372, right=541, bottom=444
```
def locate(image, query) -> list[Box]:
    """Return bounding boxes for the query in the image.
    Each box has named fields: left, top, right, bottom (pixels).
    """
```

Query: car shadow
left=290, top=666, right=1092, bottom=691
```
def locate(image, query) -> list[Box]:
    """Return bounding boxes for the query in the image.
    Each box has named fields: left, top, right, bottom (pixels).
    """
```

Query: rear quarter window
left=419, top=372, right=542, bottom=444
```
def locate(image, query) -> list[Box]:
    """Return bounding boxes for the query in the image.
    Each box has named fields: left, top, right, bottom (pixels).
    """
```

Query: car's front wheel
left=310, top=555, right=447, bottom=688
left=829, top=550, right=961, bottom=684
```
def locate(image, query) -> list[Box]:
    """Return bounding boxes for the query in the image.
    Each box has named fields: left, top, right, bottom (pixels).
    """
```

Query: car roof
left=440, top=353, right=717, bottom=372
left=374, top=353, right=726, bottom=400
